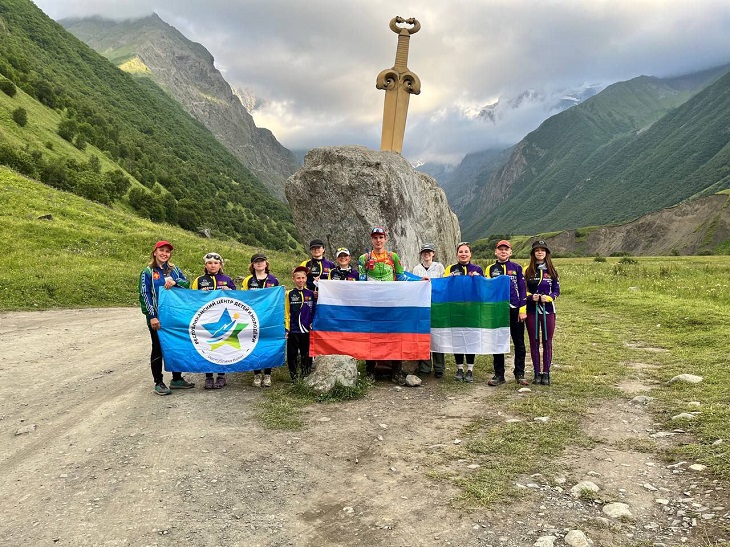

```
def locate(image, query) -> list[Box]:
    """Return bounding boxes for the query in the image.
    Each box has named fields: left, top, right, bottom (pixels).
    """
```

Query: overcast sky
left=34, top=0, right=730, bottom=165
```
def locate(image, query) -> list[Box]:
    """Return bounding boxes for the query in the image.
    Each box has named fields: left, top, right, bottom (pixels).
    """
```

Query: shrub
left=593, top=255, right=607, bottom=262
left=618, top=256, right=638, bottom=265
left=0, top=79, right=17, bottom=97
left=12, top=107, right=28, bottom=127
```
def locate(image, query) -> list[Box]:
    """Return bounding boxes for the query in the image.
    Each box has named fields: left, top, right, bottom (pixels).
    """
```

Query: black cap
left=309, top=239, right=325, bottom=249
left=531, top=240, right=550, bottom=254
left=250, top=252, right=267, bottom=262
left=420, top=243, right=435, bottom=253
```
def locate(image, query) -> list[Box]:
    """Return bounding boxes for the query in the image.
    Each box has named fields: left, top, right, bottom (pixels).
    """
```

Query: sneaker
left=540, top=372, right=551, bottom=385
left=154, top=382, right=171, bottom=396
left=204, top=377, right=215, bottom=390
left=464, top=370, right=474, bottom=383
left=391, top=372, right=406, bottom=385
left=516, top=376, right=529, bottom=386
left=170, top=378, right=195, bottom=389
left=263, top=374, right=272, bottom=387
left=454, top=369, right=464, bottom=382
left=215, top=376, right=226, bottom=389
left=487, top=375, right=506, bottom=386
left=253, top=373, right=262, bottom=387
left=533, top=373, right=542, bottom=385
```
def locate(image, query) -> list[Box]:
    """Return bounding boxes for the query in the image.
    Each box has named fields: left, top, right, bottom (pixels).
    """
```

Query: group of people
left=138, top=229, right=560, bottom=395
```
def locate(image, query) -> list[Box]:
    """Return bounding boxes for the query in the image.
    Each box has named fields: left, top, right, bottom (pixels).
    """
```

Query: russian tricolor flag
left=310, top=280, right=432, bottom=360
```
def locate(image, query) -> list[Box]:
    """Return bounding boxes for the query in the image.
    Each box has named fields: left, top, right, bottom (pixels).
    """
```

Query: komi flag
left=430, top=275, right=510, bottom=354
left=158, top=287, right=285, bottom=373
left=310, top=280, right=431, bottom=360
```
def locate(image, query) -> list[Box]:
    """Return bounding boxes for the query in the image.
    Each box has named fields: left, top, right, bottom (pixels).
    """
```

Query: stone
left=305, top=355, right=358, bottom=392
left=564, top=529, right=591, bottom=547
left=15, top=424, right=37, bottom=435
left=602, top=502, right=632, bottom=519
left=517, top=387, right=532, bottom=393
left=688, top=464, right=706, bottom=471
left=672, top=413, right=698, bottom=420
left=668, top=374, right=703, bottom=384
left=534, top=416, right=550, bottom=423
left=405, top=374, right=422, bottom=387
left=570, top=481, right=600, bottom=498
left=286, top=146, right=461, bottom=269
left=630, top=395, right=654, bottom=405
left=533, top=536, right=557, bottom=547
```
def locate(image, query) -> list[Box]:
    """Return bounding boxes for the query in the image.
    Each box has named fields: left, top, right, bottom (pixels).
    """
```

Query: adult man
left=358, top=226, right=408, bottom=381
left=486, top=240, right=528, bottom=385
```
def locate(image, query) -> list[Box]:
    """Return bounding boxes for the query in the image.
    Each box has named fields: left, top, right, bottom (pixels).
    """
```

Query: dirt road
left=1, top=309, right=727, bottom=546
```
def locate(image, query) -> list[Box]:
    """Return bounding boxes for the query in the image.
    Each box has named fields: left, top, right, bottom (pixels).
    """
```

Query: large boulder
left=286, top=145, right=461, bottom=270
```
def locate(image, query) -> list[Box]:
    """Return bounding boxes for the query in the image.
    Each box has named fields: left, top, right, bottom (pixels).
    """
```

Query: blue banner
left=158, top=287, right=286, bottom=373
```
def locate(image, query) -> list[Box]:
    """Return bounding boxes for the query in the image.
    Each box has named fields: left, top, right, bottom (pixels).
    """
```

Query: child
left=444, top=242, right=484, bottom=383
left=412, top=243, right=445, bottom=377
left=192, top=252, right=235, bottom=389
left=285, top=266, right=316, bottom=382
left=242, top=252, right=280, bottom=387
left=301, top=239, right=335, bottom=293
left=524, top=240, right=560, bottom=385
left=328, top=247, right=359, bottom=281
left=486, top=240, right=528, bottom=386
left=138, top=240, right=195, bottom=395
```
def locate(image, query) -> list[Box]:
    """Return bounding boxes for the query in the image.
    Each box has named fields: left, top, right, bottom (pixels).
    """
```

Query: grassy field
left=2, top=166, right=729, bottom=507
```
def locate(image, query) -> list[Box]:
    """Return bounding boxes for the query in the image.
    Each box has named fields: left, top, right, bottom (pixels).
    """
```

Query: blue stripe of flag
left=431, top=275, right=509, bottom=305
left=313, top=304, right=431, bottom=334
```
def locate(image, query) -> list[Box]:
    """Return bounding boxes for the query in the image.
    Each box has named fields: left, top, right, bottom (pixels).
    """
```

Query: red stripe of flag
left=310, top=331, right=431, bottom=360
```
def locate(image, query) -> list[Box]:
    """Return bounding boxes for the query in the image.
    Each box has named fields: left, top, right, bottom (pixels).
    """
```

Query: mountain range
left=60, top=14, right=297, bottom=201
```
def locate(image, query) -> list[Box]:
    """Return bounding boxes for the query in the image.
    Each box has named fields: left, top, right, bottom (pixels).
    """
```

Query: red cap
left=495, top=240, right=511, bottom=249
left=154, top=240, right=174, bottom=251
left=292, top=266, right=309, bottom=275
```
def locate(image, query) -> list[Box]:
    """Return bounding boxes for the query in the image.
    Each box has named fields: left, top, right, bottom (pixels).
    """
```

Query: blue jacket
left=138, top=263, right=189, bottom=319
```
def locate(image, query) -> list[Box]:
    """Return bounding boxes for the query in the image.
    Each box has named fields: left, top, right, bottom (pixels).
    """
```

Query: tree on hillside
left=12, top=107, right=27, bottom=127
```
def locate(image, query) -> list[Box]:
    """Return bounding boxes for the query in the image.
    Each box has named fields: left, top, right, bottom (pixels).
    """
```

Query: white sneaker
left=263, top=374, right=272, bottom=387
left=253, top=373, right=262, bottom=387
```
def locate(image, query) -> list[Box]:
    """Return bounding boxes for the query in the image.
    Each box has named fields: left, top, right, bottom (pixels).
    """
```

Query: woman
left=192, top=252, right=235, bottom=389
left=241, top=252, right=280, bottom=387
left=524, top=240, right=560, bottom=385
left=444, top=242, right=484, bottom=383
left=138, top=240, right=195, bottom=395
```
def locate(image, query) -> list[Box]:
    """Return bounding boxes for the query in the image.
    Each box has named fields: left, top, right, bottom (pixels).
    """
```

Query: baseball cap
left=420, top=243, right=435, bottom=253
left=250, top=252, right=267, bottom=262
left=309, top=239, right=325, bottom=248
left=292, top=265, right=309, bottom=274
left=153, top=240, right=174, bottom=251
left=531, top=240, right=550, bottom=254
left=336, top=247, right=351, bottom=256
left=496, top=240, right=511, bottom=249
left=370, top=226, right=386, bottom=236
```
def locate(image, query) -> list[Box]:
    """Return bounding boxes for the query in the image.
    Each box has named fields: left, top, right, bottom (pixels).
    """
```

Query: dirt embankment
left=1, top=308, right=728, bottom=546
left=548, top=194, right=730, bottom=256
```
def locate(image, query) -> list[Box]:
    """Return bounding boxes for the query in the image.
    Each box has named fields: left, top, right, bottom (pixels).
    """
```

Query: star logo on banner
left=202, top=308, right=248, bottom=351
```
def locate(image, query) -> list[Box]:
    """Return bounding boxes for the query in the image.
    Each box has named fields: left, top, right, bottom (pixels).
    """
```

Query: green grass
left=448, top=255, right=730, bottom=505
left=0, top=167, right=302, bottom=310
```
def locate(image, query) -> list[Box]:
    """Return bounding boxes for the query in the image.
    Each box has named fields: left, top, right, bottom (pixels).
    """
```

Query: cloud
left=35, top=0, right=730, bottom=164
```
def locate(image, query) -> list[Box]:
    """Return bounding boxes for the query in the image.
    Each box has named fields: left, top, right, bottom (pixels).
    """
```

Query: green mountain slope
left=462, top=66, right=730, bottom=239
left=0, top=0, right=298, bottom=250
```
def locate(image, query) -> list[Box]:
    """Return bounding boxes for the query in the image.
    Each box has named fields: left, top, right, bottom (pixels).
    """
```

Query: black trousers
left=493, top=307, right=526, bottom=377
left=287, top=332, right=312, bottom=379
left=148, top=322, right=182, bottom=384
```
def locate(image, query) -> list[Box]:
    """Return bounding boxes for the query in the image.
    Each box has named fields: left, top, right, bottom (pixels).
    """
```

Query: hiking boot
left=253, top=373, right=262, bottom=387
left=263, top=374, right=272, bottom=387
left=533, top=373, right=542, bottom=385
left=516, top=375, right=529, bottom=386
left=487, top=375, right=506, bottom=386
left=215, top=376, right=226, bottom=389
left=170, top=378, right=195, bottom=389
left=204, top=376, right=215, bottom=390
left=454, top=369, right=465, bottom=382
left=154, top=382, right=171, bottom=396
left=464, top=370, right=474, bottom=383
left=391, top=371, right=406, bottom=385
left=540, top=372, right=551, bottom=385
